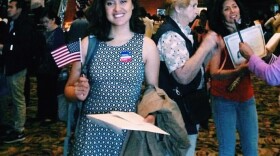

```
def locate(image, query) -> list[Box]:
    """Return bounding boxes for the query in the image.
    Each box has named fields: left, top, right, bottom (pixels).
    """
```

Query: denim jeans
left=211, top=95, right=258, bottom=156
left=164, top=124, right=199, bottom=156
left=185, top=125, right=199, bottom=156
left=6, top=69, right=27, bottom=133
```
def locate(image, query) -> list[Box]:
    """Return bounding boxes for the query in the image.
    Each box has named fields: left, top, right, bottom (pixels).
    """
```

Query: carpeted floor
left=0, top=75, right=279, bottom=156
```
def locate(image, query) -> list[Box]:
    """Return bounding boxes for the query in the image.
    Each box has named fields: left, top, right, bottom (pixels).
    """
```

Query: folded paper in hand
left=86, top=111, right=169, bottom=135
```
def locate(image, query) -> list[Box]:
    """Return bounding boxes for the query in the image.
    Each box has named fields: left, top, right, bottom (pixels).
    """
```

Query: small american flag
left=51, top=41, right=81, bottom=68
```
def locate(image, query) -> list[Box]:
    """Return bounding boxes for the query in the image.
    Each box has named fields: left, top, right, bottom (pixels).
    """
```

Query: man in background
left=1, top=0, right=36, bottom=143
left=67, top=9, right=89, bottom=43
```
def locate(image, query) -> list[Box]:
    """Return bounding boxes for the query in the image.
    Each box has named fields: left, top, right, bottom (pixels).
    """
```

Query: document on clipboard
left=223, top=24, right=266, bottom=67
left=86, top=111, right=169, bottom=135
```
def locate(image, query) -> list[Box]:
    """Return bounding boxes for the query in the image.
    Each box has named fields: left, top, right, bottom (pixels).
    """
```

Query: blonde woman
left=152, top=0, right=220, bottom=155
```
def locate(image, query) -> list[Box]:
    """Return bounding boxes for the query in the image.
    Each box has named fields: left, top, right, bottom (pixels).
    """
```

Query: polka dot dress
left=72, top=33, right=145, bottom=155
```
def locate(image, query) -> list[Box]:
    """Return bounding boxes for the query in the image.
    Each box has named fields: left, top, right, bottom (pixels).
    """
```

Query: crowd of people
left=0, top=0, right=279, bottom=155
left=0, top=0, right=90, bottom=144
left=0, top=0, right=35, bottom=143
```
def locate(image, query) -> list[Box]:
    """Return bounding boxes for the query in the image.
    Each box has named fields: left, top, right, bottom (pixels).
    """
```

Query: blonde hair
left=164, top=0, right=190, bottom=16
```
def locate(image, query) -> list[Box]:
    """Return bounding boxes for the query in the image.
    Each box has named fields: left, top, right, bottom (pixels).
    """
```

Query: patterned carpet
left=0, top=75, right=279, bottom=156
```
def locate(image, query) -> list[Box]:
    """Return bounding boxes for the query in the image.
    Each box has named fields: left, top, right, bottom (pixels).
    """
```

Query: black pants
left=36, top=73, right=59, bottom=120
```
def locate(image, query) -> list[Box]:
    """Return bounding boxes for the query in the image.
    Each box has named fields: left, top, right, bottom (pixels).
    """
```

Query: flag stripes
left=51, top=41, right=81, bottom=68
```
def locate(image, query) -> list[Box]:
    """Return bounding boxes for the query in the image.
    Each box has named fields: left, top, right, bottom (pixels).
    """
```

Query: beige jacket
left=120, top=86, right=189, bottom=156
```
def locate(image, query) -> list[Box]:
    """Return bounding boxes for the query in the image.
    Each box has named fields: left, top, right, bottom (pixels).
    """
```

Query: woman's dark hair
left=199, top=9, right=208, bottom=28
left=208, top=0, right=252, bottom=37
left=40, top=9, right=61, bottom=25
left=76, top=9, right=85, bottom=19
left=138, top=6, right=148, bottom=18
left=86, top=0, right=145, bottom=41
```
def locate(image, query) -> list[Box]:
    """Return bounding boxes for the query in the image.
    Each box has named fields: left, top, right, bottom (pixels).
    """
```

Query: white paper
left=265, top=33, right=280, bottom=53
left=223, top=24, right=266, bottom=67
left=86, top=111, right=169, bottom=135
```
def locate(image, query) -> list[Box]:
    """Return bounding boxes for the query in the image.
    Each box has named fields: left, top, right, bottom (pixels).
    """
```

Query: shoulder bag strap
left=75, top=35, right=99, bottom=139
left=81, top=35, right=99, bottom=76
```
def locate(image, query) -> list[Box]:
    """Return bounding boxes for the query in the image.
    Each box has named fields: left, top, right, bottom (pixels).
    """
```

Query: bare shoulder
left=142, top=36, right=159, bottom=62
left=143, top=36, right=157, bottom=53
left=143, top=36, right=156, bottom=46
left=81, top=36, right=89, bottom=62
left=81, top=37, right=89, bottom=52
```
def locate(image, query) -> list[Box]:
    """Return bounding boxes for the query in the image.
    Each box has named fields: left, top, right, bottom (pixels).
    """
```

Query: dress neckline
left=104, top=33, right=136, bottom=48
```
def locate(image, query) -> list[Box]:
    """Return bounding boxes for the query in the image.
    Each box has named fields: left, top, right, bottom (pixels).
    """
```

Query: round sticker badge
left=120, top=51, right=132, bottom=63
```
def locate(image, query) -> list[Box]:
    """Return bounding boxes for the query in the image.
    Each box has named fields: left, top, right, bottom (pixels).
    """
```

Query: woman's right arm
left=64, top=37, right=90, bottom=101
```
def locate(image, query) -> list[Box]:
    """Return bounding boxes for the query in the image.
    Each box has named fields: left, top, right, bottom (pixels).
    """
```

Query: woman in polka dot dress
left=64, top=0, right=160, bottom=155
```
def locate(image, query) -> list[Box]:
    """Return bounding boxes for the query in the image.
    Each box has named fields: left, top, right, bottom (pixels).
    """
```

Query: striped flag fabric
left=51, top=41, right=81, bottom=68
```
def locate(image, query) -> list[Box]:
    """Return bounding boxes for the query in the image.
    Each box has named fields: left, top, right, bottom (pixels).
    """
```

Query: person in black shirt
left=2, top=0, right=36, bottom=143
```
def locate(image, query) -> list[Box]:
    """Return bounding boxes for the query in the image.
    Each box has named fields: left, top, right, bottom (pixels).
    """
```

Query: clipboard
left=223, top=24, right=266, bottom=67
